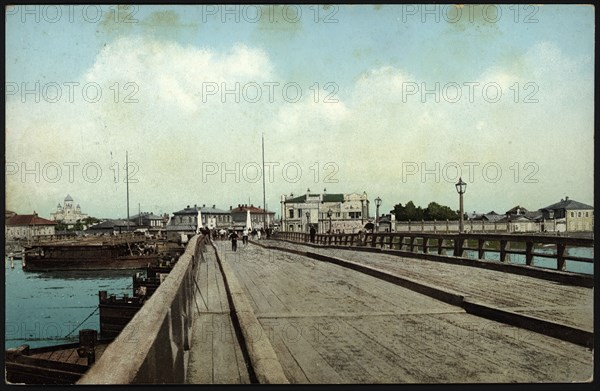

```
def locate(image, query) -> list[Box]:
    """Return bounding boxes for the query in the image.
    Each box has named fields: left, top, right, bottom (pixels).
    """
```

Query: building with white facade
left=281, top=189, right=370, bottom=233
left=50, top=195, right=88, bottom=226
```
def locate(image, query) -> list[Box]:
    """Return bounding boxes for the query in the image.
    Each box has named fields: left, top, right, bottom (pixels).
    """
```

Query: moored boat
left=22, top=238, right=161, bottom=271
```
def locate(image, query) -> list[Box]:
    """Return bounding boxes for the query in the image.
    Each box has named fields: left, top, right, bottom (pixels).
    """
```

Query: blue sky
left=6, top=5, right=595, bottom=219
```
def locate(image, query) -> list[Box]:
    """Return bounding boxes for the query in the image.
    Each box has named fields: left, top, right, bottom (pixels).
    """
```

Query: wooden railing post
left=478, top=239, right=485, bottom=259
left=500, top=239, right=507, bottom=262
left=437, top=237, right=443, bottom=254
left=557, top=243, right=566, bottom=271
left=409, top=236, right=416, bottom=252
left=397, top=236, right=403, bottom=251
left=525, top=241, right=534, bottom=266
left=423, top=237, right=429, bottom=253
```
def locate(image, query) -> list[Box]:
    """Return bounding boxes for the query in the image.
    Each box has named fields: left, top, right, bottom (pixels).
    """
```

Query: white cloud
left=6, top=37, right=594, bottom=218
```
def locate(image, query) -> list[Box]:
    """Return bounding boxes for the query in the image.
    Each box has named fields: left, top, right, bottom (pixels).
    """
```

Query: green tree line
left=390, top=201, right=459, bottom=221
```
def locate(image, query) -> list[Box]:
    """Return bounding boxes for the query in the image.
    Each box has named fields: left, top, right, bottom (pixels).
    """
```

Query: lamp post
left=361, top=191, right=367, bottom=224
left=455, top=177, right=467, bottom=233
left=375, top=197, right=382, bottom=232
left=306, top=211, right=310, bottom=233
left=327, top=209, right=333, bottom=233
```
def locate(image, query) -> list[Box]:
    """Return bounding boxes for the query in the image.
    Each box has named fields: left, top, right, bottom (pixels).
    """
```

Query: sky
left=5, top=4, right=595, bottom=220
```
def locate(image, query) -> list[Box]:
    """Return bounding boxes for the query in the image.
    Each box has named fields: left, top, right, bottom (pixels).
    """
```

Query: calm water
left=462, top=246, right=594, bottom=275
left=4, top=259, right=138, bottom=349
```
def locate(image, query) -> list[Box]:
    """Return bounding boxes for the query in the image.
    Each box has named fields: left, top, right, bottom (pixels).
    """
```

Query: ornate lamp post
left=455, top=177, right=467, bottom=233
left=305, top=211, right=310, bottom=232
left=327, top=209, right=333, bottom=233
left=375, top=197, right=382, bottom=231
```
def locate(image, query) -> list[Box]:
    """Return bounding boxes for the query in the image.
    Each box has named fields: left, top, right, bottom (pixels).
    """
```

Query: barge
left=5, top=329, right=111, bottom=385
left=22, top=237, right=161, bottom=271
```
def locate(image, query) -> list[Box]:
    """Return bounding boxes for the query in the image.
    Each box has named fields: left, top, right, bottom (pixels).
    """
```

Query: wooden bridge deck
left=186, top=246, right=251, bottom=384
left=184, top=241, right=593, bottom=383
left=262, top=240, right=594, bottom=332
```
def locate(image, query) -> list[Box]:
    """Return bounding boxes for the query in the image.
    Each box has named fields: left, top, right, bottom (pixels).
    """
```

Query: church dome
left=65, top=194, right=73, bottom=202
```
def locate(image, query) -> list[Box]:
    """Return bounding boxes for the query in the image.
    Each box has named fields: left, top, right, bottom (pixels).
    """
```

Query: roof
left=7, top=214, right=57, bottom=226
left=65, top=194, right=73, bottom=201
left=87, top=219, right=136, bottom=230
left=505, top=205, right=528, bottom=214
left=497, top=215, right=534, bottom=223
left=129, top=213, right=164, bottom=220
left=540, top=199, right=593, bottom=211
left=166, top=224, right=197, bottom=231
left=231, top=205, right=274, bottom=214
left=173, top=205, right=230, bottom=215
left=285, top=193, right=345, bottom=203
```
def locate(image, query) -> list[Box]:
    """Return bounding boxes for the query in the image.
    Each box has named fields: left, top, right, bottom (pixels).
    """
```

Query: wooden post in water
left=557, top=243, right=566, bottom=271
left=525, top=241, right=534, bottom=266
left=478, top=239, right=485, bottom=259
left=500, top=239, right=508, bottom=262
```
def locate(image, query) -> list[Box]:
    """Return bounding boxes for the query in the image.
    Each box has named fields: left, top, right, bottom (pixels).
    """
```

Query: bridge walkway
left=260, top=239, right=593, bottom=333
left=189, top=241, right=593, bottom=383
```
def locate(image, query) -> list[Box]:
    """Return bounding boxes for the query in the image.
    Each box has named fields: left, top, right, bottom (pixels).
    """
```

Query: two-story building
left=5, top=212, right=57, bottom=240
left=230, top=204, right=275, bottom=231
left=539, top=197, right=594, bottom=232
left=281, top=189, right=370, bottom=233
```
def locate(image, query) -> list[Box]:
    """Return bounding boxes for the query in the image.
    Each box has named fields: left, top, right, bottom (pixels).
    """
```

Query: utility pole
left=126, top=151, right=130, bottom=232
left=262, top=133, right=266, bottom=229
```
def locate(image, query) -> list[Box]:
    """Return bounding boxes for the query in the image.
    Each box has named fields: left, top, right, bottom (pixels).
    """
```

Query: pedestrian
left=260, top=227, right=265, bottom=240
left=243, top=227, right=249, bottom=244
left=229, top=230, right=239, bottom=251
left=257, top=229, right=261, bottom=240
left=251, top=228, right=257, bottom=241
left=309, top=225, right=316, bottom=243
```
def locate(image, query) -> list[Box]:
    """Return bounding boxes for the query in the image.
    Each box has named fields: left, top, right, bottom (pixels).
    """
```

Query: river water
left=4, top=259, right=137, bottom=349
left=4, top=244, right=593, bottom=349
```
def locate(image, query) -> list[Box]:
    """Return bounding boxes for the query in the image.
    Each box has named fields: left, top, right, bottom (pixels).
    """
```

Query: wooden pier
left=75, top=235, right=593, bottom=384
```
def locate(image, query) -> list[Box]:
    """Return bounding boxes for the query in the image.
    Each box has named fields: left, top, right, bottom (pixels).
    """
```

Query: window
left=298, top=209, right=302, bottom=218
left=585, top=212, right=589, bottom=217
left=578, top=212, right=582, bottom=217
left=571, top=212, right=574, bottom=217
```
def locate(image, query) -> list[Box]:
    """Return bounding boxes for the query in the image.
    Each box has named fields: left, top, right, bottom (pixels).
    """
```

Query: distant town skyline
left=6, top=5, right=594, bottom=219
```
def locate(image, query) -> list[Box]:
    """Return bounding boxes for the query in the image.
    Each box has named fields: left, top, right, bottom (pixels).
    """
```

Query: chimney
left=230, top=205, right=232, bottom=210
left=565, top=196, right=569, bottom=201
left=203, top=204, right=206, bottom=208
left=194, top=204, right=197, bottom=208
left=307, top=188, right=311, bottom=195
left=212, top=204, right=215, bottom=209
left=251, top=204, right=254, bottom=207
left=187, top=205, right=190, bottom=208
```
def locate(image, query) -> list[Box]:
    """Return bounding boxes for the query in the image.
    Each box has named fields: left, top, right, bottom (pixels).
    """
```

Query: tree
left=424, top=202, right=459, bottom=220
left=391, top=200, right=458, bottom=221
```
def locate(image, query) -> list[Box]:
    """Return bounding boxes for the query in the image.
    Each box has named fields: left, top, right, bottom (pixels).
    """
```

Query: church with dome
left=50, top=194, right=88, bottom=225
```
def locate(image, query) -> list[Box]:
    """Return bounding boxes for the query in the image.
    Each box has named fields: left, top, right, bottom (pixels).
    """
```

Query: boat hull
left=22, top=256, right=159, bottom=271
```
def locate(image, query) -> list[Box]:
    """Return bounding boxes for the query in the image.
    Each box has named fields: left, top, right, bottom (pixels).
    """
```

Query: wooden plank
left=212, top=314, right=243, bottom=384
left=258, top=318, right=309, bottom=383
left=186, top=314, right=214, bottom=383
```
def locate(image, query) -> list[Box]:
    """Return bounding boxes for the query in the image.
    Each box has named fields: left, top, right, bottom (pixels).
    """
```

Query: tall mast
left=126, top=151, right=130, bottom=232
left=262, top=133, right=266, bottom=228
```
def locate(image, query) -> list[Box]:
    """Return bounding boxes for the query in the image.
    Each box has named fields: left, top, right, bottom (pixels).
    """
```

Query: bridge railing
left=274, top=231, right=593, bottom=272
left=78, top=234, right=208, bottom=384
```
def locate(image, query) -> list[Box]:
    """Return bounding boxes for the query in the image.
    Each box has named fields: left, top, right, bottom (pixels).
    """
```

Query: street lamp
left=361, top=191, right=367, bottom=224
left=306, top=211, right=310, bottom=232
left=375, top=197, right=382, bottom=231
left=455, top=177, right=467, bottom=233
left=327, top=209, right=333, bottom=233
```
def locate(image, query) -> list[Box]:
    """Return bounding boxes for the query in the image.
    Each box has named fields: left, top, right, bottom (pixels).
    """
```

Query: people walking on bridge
left=257, top=228, right=262, bottom=240
left=309, top=225, right=316, bottom=243
left=242, top=228, right=249, bottom=245
left=229, top=230, right=239, bottom=251
left=251, top=228, right=257, bottom=241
